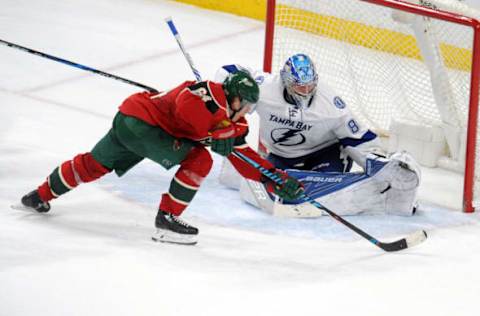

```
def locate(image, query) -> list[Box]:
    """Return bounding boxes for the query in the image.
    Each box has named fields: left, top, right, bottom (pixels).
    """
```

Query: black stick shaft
left=0, top=39, right=158, bottom=93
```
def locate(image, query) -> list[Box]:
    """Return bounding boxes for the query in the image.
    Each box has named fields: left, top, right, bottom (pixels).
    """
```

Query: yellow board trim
left=173, top=0, right=266, bottom=21
left=276, top=5, right=471, bottom=71
left=173, top=0, right=471, bottom=71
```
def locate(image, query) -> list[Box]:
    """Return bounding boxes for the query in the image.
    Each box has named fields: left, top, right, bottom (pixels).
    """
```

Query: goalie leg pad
left=386, top=151, right=421, bottom=189
left=218, top=158, right=242, bottom=190
left=240, top=157, right=419, bottom=217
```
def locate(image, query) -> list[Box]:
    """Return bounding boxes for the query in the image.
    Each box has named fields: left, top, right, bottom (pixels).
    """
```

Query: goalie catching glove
left=262, top=169, right=305, bottom=201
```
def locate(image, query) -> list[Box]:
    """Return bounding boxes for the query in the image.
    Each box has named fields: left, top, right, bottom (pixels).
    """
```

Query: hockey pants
left=37, top=112, right=213, bottom=216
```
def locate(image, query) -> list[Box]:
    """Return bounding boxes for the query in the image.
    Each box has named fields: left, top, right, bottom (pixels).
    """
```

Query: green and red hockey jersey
left=118, top=80, right=274, bottom=182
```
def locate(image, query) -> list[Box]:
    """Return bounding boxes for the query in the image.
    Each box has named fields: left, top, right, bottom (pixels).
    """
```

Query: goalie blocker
left=224, top=152, right=420, bottom=217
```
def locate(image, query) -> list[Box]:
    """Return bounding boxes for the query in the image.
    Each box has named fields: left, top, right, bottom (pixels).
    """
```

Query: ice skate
left=152, top=210, right=198, bottom=245
left=14, top=190, right=51, bottom=213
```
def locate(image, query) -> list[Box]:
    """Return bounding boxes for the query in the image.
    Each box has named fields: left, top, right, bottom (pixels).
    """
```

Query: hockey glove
left=210, top=125, right=236, bottom=157
left=264, top=169, right=305, bottom=201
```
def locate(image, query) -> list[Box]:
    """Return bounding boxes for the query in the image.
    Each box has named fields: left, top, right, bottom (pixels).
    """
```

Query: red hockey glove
left=263, top=169, right=305, bottom=201
left=210, top=125, right=236, bottom=157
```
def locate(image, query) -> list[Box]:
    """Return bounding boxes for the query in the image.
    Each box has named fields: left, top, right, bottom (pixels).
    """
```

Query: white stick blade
left=405, top=230, right=428, bottom=248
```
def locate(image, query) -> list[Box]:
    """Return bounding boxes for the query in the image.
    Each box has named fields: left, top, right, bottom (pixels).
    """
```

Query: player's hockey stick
left=0, top=38, right=158, bottom=93
left=232, top=151, right=428, bottom=252
left=164, top=17, right=427, bottom=251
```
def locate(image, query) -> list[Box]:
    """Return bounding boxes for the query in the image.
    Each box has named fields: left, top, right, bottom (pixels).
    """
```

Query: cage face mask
left=280, top=53, right=318, bottom=109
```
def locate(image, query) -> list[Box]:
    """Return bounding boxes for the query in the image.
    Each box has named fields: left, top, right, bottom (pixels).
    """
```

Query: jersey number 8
left=347, top=119, right=360, bottom=134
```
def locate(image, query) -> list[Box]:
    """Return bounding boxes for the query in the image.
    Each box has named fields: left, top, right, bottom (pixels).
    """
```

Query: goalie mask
left=280, top=53, right=318, bottom=109
left=223, top=70, right=259, bottom=117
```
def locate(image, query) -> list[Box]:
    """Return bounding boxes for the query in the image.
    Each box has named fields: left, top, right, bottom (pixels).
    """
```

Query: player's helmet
left=280, top=53, right=318, bottom=109
left=223, top=70, right=260, bottom=109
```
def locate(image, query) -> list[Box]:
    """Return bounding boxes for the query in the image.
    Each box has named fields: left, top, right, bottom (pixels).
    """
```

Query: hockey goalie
left=217, top=54, right=421, bottom=217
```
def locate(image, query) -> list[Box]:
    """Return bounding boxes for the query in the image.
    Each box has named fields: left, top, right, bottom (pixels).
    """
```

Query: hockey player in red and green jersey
left=19, top=71, right=304, bottom=245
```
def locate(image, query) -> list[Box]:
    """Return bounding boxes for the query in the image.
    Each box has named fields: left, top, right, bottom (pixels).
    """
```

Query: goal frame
left=263, top=0, right=480, bottom=212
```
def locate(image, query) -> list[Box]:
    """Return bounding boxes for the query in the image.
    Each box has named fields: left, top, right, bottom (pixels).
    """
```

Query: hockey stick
left=165, top=17, right=427, bottom=251
left=0, top=38, right=158, bottom=93
left=232, top=151, right=428, bottom=252
left=165, top=17, right=202, bottom=82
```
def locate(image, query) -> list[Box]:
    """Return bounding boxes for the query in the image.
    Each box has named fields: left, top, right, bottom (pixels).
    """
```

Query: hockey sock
left=159, top=147, right=212, bottom=216
left=37, top=152, right=111, bottom=202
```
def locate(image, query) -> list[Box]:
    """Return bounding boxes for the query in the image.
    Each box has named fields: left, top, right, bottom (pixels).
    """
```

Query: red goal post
left=263, top=0, right=480, bottom=212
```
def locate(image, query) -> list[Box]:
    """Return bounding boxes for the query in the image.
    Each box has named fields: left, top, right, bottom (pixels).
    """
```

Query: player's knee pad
left=71, top=153, right=111, bottom=183
left=177, top=146, right=213, bottom=185
left=160, top=147, right=213, bottom=216
left=39, top=152, right=111, bottom=201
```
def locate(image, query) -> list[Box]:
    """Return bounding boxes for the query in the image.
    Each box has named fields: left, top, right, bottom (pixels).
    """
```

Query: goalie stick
left=0, top=39, right=158, bottom=93
left=165, top=17, right=428, bottom=252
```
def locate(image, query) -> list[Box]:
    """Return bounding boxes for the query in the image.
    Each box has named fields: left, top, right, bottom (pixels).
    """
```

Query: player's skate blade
left=10, top=204, right=33, bottom=212
left=151, top=229, right=198, bottom=245
left=10, top=203, right=50, bottom=213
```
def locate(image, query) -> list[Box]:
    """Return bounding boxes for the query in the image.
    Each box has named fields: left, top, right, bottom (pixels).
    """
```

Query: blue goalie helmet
left=280, top=53, right=318, bottom=109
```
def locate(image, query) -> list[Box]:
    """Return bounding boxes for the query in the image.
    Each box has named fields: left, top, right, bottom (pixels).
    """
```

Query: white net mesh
left=269, top=0, right=478, bottom=210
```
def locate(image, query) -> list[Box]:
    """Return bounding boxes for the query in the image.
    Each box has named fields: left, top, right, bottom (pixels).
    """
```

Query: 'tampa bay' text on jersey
left=216, top=65, right=378, bottom=160
left=255, top=73, right=378, bottom=159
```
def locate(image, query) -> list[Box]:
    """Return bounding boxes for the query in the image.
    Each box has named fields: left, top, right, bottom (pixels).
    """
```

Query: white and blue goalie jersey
left=216, top=65, right=420, bottom=217
left=216, top=65, right=381, bottom=169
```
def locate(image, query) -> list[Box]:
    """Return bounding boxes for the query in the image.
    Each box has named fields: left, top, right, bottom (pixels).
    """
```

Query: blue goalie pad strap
left=339, top=130, right=377, bottom=147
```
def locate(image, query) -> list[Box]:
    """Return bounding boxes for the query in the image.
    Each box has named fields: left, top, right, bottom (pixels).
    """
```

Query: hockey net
left=263, top=0, right=480, bottom=212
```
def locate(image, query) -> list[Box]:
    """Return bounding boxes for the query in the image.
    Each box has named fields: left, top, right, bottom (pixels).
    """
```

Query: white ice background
left=1, top=1, right=480, bottom=315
